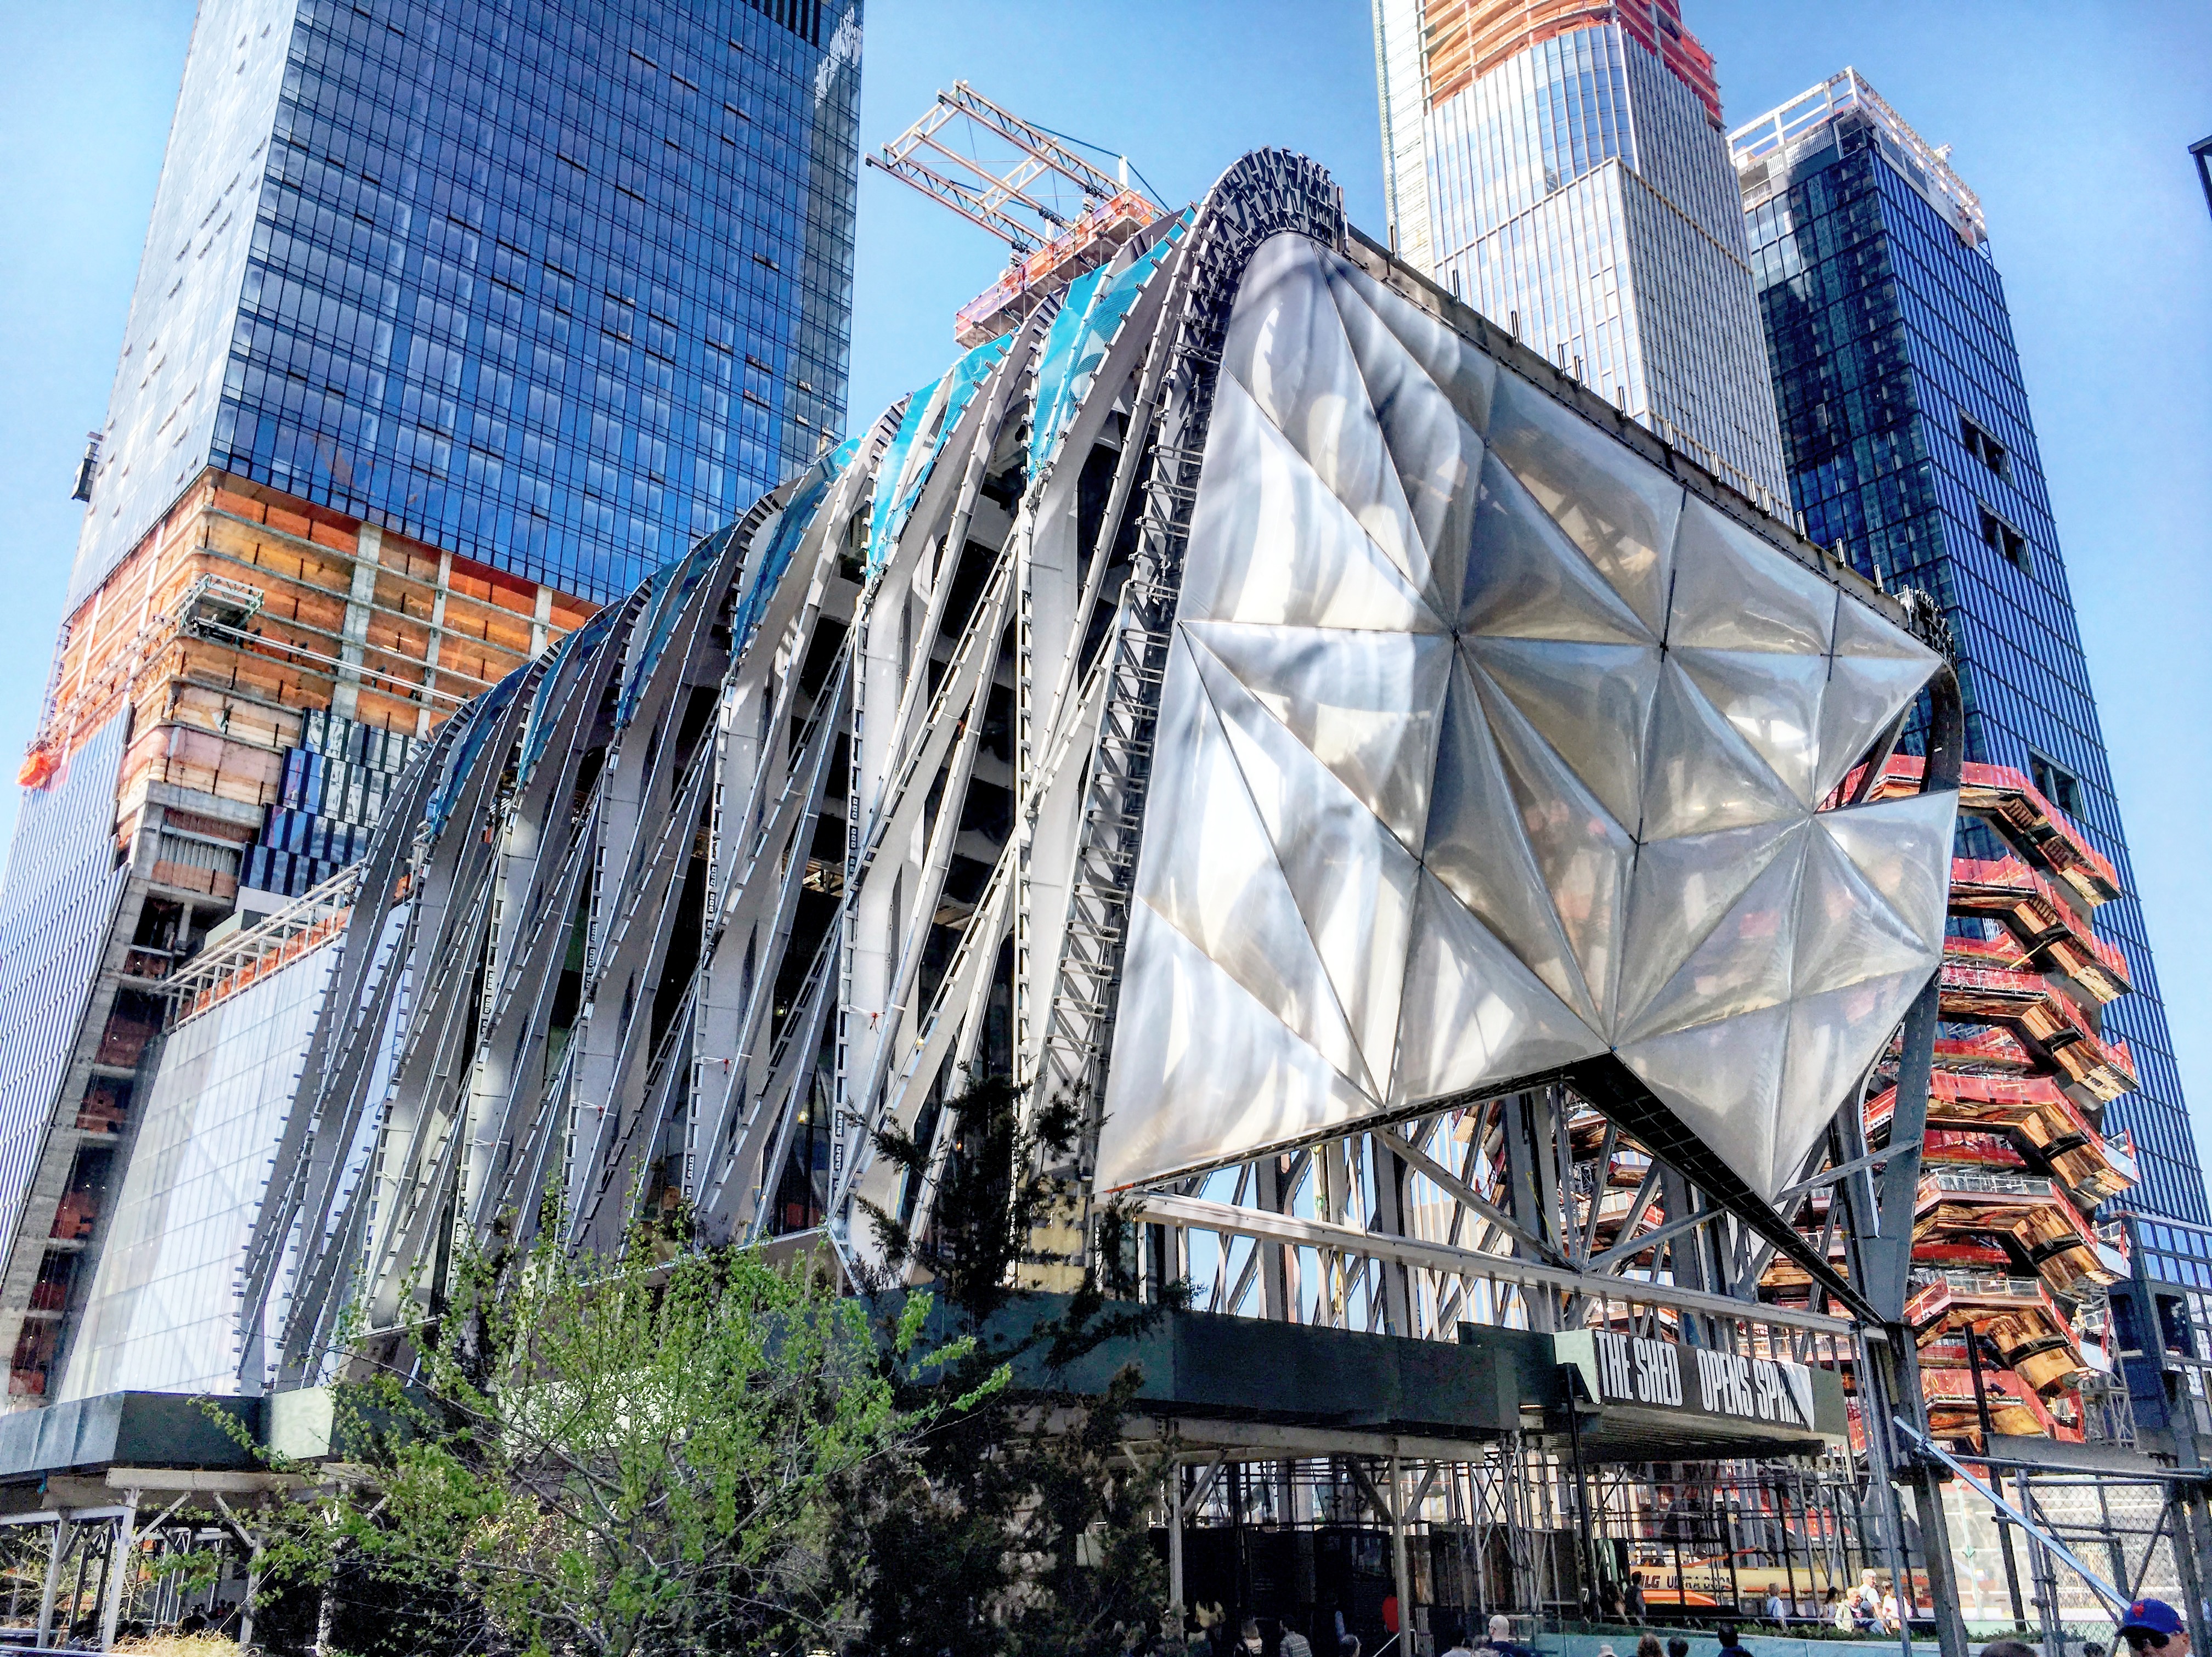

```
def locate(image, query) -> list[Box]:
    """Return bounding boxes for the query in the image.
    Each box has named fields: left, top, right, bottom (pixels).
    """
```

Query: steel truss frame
left=197, top=143, right=2212, bottom=1657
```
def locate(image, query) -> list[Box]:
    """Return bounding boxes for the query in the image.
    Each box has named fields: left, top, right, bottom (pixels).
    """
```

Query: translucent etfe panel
left=1219, top=236, right=1430, bottom=601
left=1790, top=821, right=1934, bottom=1000
left=1469, top=661, right=1634, bottom=1025
left=1666, top=496, right=1837, bottom=656
left=1097, top=902, right=1376, bottom=1189
left=1391, top=870, right=1605, bottom=1107
left=1615, top=818, right=1802, bottom=1039
left=1423, top=658, right=1595, bottom=1023
left=1329, top=257, right=1497, bottom=436
left=1772, top=967, right=1930, bottom=1195
left=1672, top=645, right=1830, bottom=806
left=1617, top=1003, right=1791, bottom=1202
left=1616, top=827, right=1809, bottom=1044
left=1185, top=620, right=1448, bottom=855
left=1193, top=642, right=1423, bottom=1097
left=1324, top=261, right=1489, bottom=615
left=1102, top=226, right=1953, bottom=1196
left=1815, top=598, right=1944, bottom=799
left=1814, top=649, right=1936, bottom=801
left=1461, top=452, right=1654, bottom=647
left=1483, top=369, right=1683, bottom=635
left=1463, top=635, right=1659, bottom=830
left=1130, top=634, right=1367, bottom=1089
left=1640, top=657, right=1803, bottom=839
left=1178, top=376, right=1441, bottom=635
left=1815, top=790, right=1959, bottom=952
left=61, top=938, right=340, bottom=1400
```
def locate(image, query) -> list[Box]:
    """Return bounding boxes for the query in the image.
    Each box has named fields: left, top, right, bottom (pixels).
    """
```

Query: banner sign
left=1588, top=1329, right=1819, bottom=1432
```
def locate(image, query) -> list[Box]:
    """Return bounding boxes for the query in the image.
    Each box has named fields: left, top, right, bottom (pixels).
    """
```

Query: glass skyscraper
left=1732, top=69, right=2206, bottom=1222
left=0, top=0, right=861, bottom=1404
left=72, top=0, right=861, bottom=613
left=1372, top=0, right=1789, bottom=503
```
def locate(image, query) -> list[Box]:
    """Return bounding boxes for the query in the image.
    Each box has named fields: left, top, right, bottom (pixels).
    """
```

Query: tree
left=856, top=1074, right=1180, bottom=1656
left=251, top=1212, right=977, bottom=1657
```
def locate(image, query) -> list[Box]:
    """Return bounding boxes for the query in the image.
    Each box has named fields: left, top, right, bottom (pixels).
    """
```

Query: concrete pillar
left=332, top=523, right=383, bottom=721
left=416, top=548, right=452, bottom=739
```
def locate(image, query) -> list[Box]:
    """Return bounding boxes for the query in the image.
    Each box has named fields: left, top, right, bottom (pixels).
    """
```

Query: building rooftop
left=1729, top=66, right=1987, bottom=249
left=1420, top=0, right=1723, bottom=126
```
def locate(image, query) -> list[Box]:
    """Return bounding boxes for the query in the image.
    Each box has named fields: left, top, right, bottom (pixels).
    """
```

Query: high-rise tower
left=1731, top=69, right=2205, bottom=1224
left=0, top=0, right=862, bottom=1402
left=1371, top=0, right=1788, bottom=501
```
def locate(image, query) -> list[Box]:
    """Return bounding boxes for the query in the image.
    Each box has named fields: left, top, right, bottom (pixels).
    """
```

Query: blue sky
left=2, top=2, right=2207, bottom=1149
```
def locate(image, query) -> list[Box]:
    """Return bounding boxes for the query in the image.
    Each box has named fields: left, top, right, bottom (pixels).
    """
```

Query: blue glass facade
left=71, top=0, right=862, bottom=610
left=2110, top=1215, right=2212, bottom=1450
left=1734, top=80, right=2206, bottom=1223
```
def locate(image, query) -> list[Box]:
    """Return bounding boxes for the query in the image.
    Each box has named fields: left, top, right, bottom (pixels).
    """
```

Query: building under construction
left=0, top=142, right=2203, bottom=1655
left=0, top=475, right=589, bottom=1400
left=0, top=0, right=864, bottom=1407
left=0, top=145, right=2194, bottom=1654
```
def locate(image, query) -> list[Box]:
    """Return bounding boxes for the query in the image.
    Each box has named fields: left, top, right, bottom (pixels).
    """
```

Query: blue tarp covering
left=730, top=438, right=858, bottom=659
left=515, top=601, right=621, bottom=788
left=1026, top=216, right=1187, bottom=483
left=426, top=664, right=528, bottom=838
left=865, top=333, right=1012, bottom=576
left=616, top=526, right=732, bottom=729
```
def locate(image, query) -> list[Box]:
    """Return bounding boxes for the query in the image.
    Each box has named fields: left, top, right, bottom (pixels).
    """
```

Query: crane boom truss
left=867, top=81, right=1166, bottom=347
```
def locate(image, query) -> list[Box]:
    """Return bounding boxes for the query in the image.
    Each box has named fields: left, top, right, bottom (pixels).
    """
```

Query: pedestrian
left=1980, top=1642, right=2038, bottom=1657
left=1668, top=1638, right=1691, bottom=1657
left=1437, top=1623, right=1474, bottom=1657
left=1826, top=1588, right=1848, bottom=1632
left=1280, top=1621, right=1315, bottom=1657
left=1239, top=1619, right=1266, bottom=1655
left=1627, top=1572, right=1648, bottom=1622
left=1716, top=1622, right=1747, bottom=1655
left=1764, top=1588, right=1786, bottom=1625
left=1636, top=1636, right=1662, bottom=1657
left=1878, top=1580, right=1903, bottom=1635
left=1489, top=1614, right=1534, bottom=1657
left=2118, top=1598, right=2192, bottom=1657
left=1848, top=1572, right=1883, bottom=1633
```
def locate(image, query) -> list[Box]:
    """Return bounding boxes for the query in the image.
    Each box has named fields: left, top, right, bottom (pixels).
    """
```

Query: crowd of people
left=1132, top=1585, right=2195, bottom=1657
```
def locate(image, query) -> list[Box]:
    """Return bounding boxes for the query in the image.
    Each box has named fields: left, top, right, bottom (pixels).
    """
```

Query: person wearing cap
left=2119, top=1597, right=2192, bottom=1657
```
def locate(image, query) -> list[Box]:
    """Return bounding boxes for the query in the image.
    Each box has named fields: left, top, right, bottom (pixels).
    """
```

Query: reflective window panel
left=1739, top=95, right=2204, bottom=1223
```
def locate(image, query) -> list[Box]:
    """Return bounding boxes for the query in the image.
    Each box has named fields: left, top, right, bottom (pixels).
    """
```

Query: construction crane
left=867, top=82, right=1164, bottom=347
